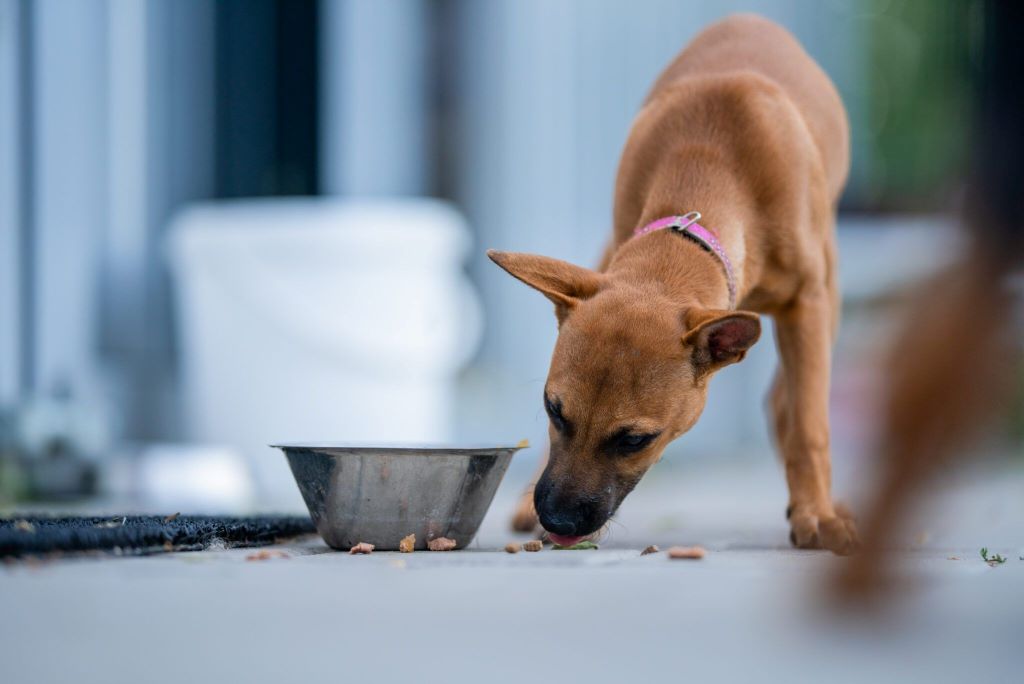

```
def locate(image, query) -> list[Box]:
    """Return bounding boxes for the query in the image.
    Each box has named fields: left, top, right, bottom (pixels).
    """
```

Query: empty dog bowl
left=274, top=443, right=524, bottom=550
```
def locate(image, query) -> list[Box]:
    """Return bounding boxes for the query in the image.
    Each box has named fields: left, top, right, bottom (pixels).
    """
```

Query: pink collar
left=632, top=211, right=737, bottom=309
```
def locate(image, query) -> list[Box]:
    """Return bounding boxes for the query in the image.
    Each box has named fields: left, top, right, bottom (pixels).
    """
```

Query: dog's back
left=645, top=14, right=848, bottom=201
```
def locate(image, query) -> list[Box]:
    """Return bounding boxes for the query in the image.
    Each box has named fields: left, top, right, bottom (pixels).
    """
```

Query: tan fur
left=491, top=15, right=858, bottom=554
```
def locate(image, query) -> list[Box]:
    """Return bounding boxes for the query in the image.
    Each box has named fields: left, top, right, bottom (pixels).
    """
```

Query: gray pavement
left=3, top=460, right=1023, bottom=684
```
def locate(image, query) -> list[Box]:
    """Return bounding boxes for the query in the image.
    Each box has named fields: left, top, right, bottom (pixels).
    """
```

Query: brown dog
left=489, top=14, right=857, bottom=554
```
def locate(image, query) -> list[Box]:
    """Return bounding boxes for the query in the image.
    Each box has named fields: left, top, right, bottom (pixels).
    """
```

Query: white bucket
left=166, top=198, right=482, bottom=509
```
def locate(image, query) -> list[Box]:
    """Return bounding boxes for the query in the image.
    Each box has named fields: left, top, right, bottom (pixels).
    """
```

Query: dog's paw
left=787, top=502, right=860, bottom=556
left=510, top=491, right=539, bottom=533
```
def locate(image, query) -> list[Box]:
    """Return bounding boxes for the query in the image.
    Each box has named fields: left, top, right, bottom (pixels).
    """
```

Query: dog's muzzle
left=534, top=480, right=609, bottom=539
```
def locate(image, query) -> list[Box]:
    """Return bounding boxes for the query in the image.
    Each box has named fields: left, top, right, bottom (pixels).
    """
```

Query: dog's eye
left=610, top=431, right=659, bottom=454
left=544, top=395, right=568, bottom=432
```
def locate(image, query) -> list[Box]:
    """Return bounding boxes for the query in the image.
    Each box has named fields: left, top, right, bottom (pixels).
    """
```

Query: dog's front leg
left=773, top=288, right=859, bottom=555
left=510, top=446, right=548, bottom=532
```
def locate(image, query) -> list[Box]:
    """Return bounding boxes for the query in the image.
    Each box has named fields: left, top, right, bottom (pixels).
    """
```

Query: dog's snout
left=537, top=511, right=578, bottom=537
left=534, top=479, right=609, bottom=537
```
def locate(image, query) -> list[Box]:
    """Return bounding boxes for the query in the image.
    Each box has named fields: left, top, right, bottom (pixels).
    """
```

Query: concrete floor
left=3, top=460, right=1022, bottom=684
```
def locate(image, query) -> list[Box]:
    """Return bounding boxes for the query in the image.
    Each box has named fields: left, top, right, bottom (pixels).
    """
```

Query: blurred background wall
left=0, top=0, right=975, bottom=508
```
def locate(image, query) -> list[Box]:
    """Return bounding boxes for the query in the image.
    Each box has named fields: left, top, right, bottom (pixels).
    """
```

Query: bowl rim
left=270, top=441, right=527, bottom=453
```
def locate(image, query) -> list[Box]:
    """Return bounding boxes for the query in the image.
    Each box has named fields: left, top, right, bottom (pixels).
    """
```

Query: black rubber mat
left=0, top=515, right=316, bottom=558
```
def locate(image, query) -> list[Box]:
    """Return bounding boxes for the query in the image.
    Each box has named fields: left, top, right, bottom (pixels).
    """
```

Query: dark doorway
left=214, top=0, right=320, bottom=197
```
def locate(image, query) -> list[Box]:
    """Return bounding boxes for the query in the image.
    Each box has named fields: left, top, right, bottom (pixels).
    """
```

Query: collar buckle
left=669, top=211, right=702, bottom=233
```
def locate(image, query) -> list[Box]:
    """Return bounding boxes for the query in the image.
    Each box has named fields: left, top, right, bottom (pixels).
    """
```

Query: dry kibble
left=641, top=545, right=660, bottom=556
left=667, top=545, right=705, bottom=560
left=399, top=534, right=416, bottom=553
left=504, top=542, right=521, bottom=554
left=522, top=540, right=543, bottom=552
left=349, top=542, right=375, bottom=555
left=427, top=537, right=457, bottom=552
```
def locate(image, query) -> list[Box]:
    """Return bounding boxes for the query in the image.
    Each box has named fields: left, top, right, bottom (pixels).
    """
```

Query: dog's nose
left=534, top=477, right=602, bottom=536
left=538, top=513, right=577, bottom=537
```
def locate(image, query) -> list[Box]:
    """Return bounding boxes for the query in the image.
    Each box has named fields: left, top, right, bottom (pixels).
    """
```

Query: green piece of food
left=980, top=547, right=1007, bottom=565
left=551, top=541, right=599, bottom=551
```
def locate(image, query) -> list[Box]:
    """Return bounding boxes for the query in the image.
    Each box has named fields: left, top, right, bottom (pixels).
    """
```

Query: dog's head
left=488, top=249, right=760, bottom=544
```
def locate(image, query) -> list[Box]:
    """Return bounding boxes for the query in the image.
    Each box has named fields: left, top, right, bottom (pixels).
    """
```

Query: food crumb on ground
left=504, top=542, right=521, bottom=554
left=14, top=520, right=35, bottom=533
left=427, top=537, right=457, bottom=552
left=399, top=534, right=416, bottom=553
left=667, top=545, right=705, bottom=560
left=246, top=549, right=290, bottom=561
left=163, top=512, right=180, bottom=523
left=522, top=540, right=543, bottom=552
left=947, top=556, right=961, bottom=560
left=516, top=438, right=530, bottom=448
left=641, top=545, right=660, bottom=556
left=349, top=542, right=375, bottom=555
left=551, top=541, right=599, bottom=550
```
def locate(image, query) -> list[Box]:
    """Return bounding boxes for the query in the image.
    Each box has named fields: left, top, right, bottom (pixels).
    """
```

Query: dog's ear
left=487, top=250, right=604, bottom=323
left=683, top=309, right=761, bottom=372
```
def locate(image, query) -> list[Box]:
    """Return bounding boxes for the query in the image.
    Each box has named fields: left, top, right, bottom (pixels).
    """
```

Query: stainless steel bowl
left=274, top=443, right=524, bottom=551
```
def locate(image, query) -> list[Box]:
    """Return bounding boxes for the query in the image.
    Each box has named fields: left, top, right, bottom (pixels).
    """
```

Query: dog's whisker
left=589, top=520, right=616, bottom=544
